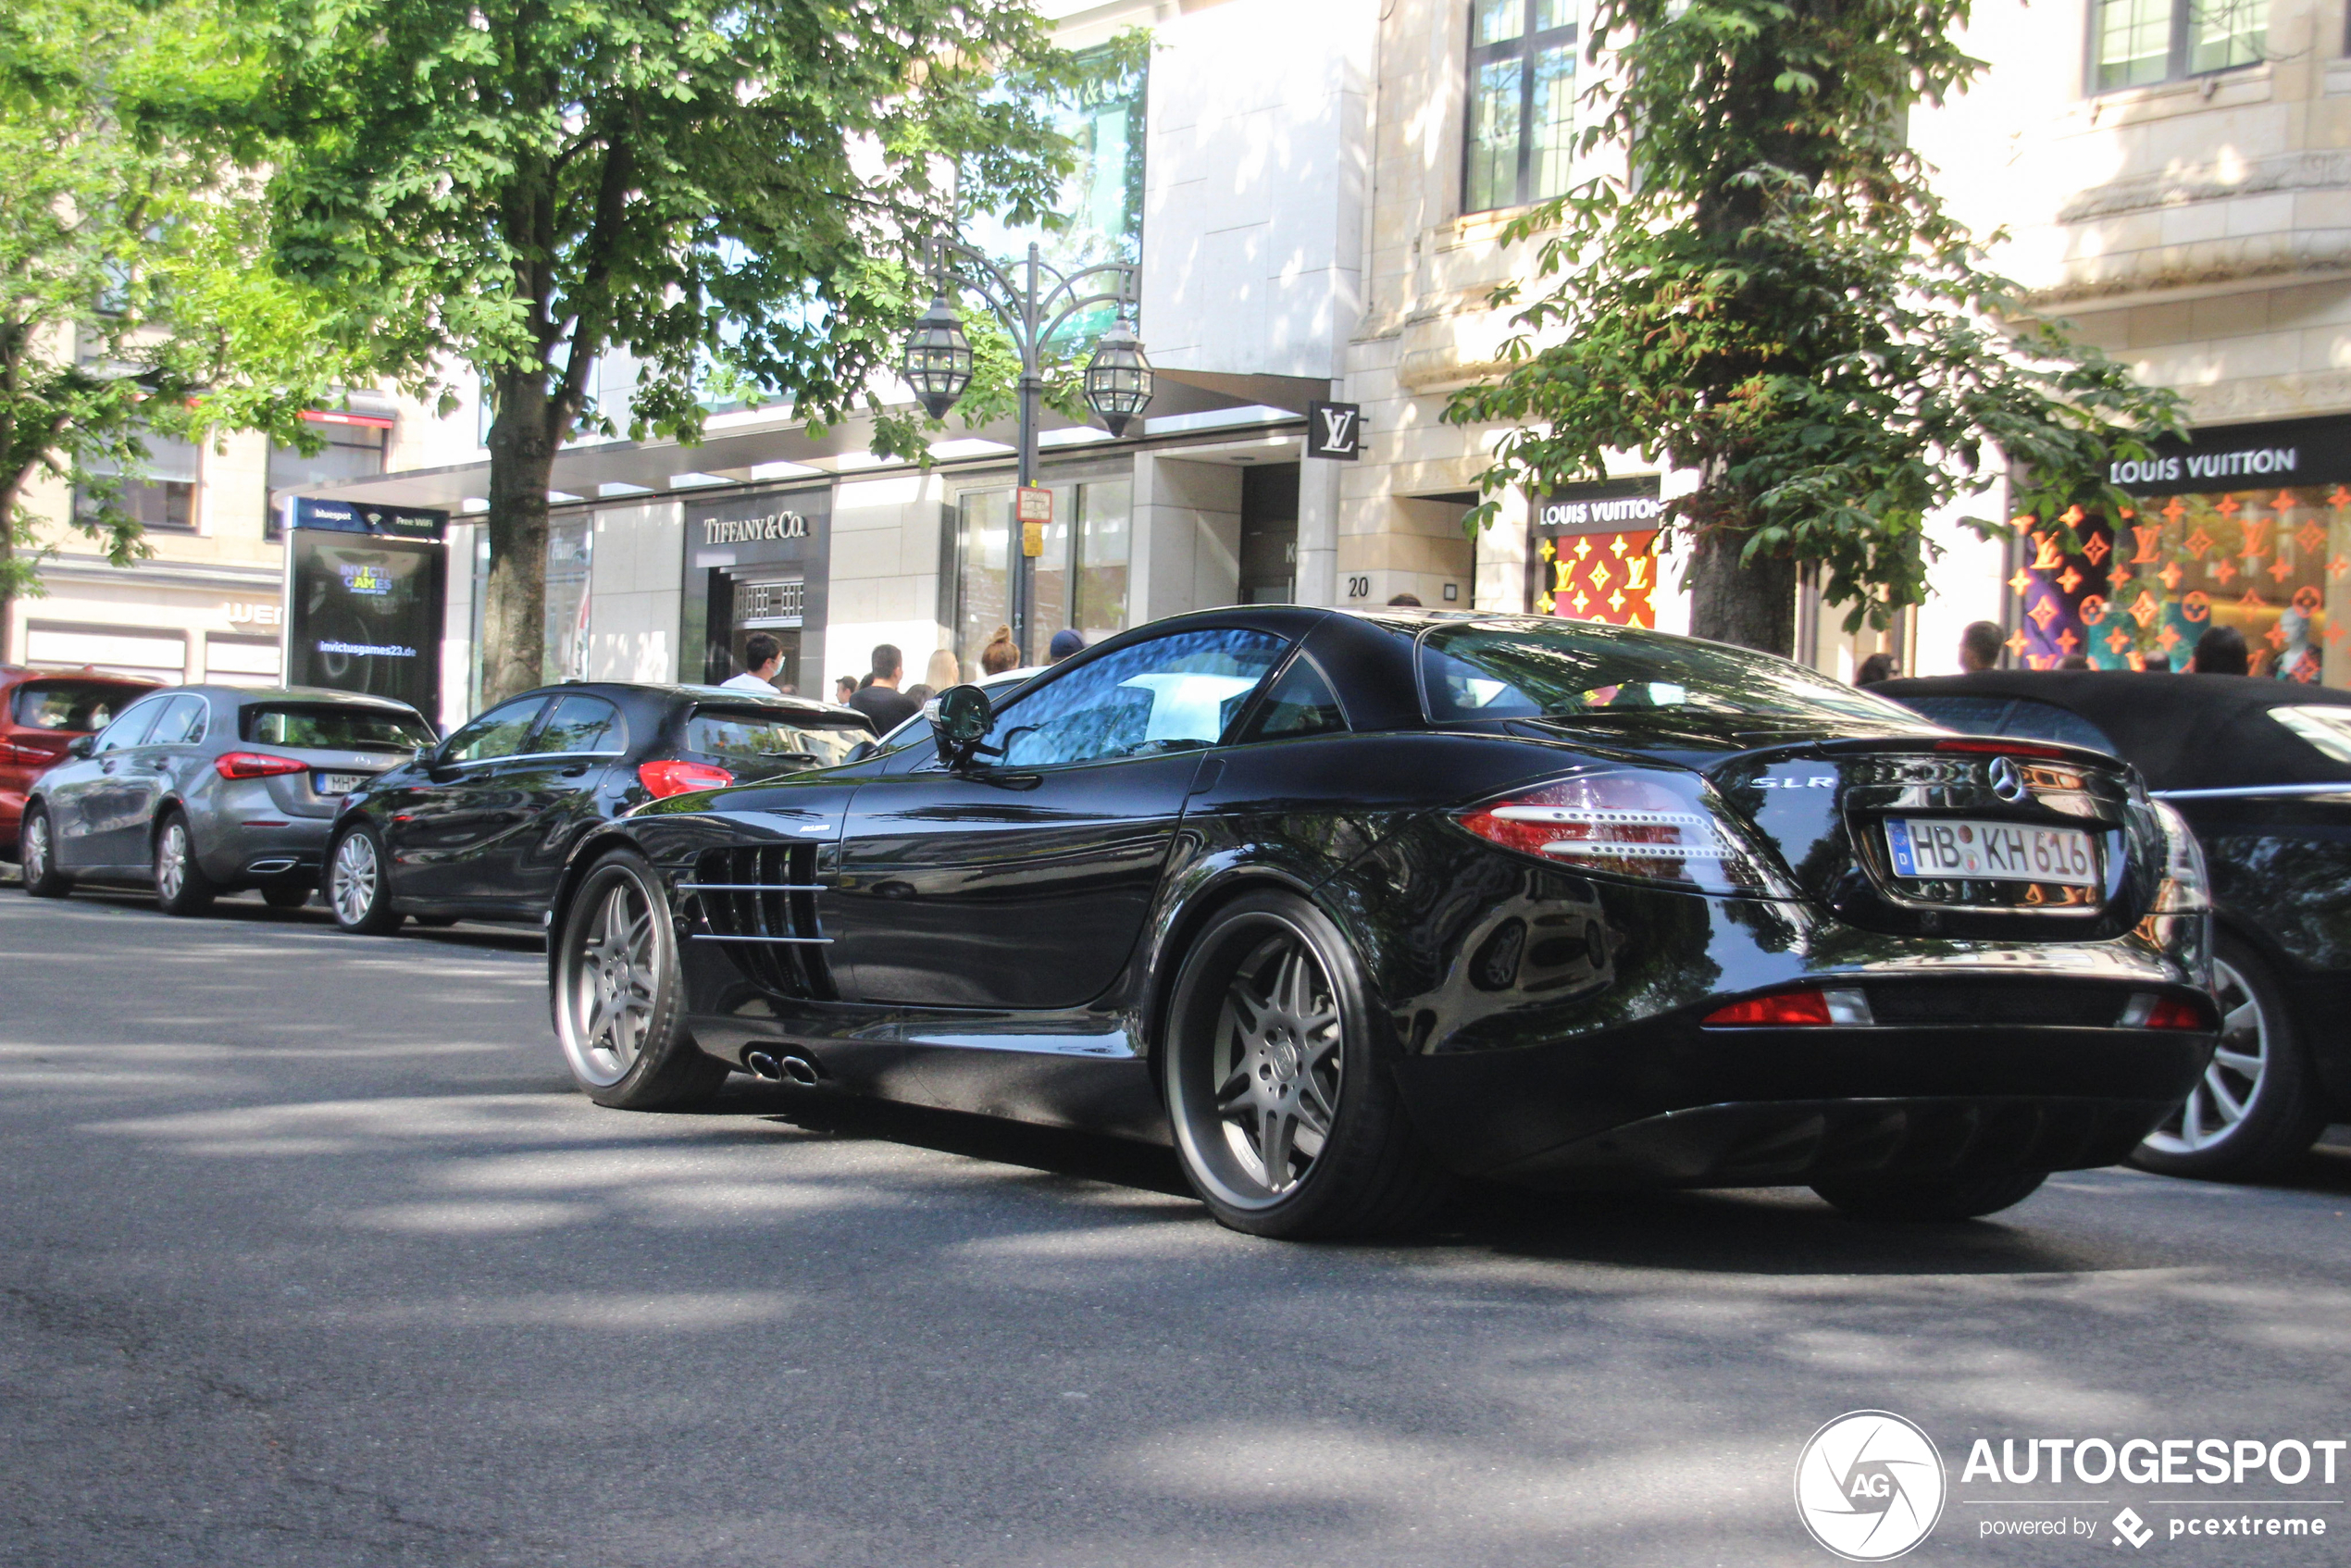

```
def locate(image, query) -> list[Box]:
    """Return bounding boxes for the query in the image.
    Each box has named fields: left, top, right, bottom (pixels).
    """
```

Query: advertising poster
left=284, top=530, right=445, bottom=719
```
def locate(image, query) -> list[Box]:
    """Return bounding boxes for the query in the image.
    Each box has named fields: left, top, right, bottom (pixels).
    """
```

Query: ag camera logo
left=1796, top=1411, right=1947, bottom=1561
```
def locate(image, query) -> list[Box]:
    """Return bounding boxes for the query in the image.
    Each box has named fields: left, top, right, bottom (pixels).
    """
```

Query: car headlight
left=2148, top=800, right=2211, bottom=913
left=1455, top=769, right=1794, bottom=897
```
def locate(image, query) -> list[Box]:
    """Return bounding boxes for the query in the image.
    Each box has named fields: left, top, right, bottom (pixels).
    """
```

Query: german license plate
left=315, top=772, right=367, bottom=795
left=1885, top=817, right=2097, bottom=886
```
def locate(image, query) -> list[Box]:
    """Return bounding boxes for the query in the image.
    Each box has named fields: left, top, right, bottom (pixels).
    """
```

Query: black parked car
left=323, top=683, right=874, bottom=935
left=1879, top=670, right=2351, bottom=1180
left=533, top=609, right=2217, bottom=1239
left=18, top=685, right=435, bottom=914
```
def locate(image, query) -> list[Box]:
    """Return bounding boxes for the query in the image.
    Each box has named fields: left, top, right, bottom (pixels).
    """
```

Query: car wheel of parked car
left=1162, top=890, right=1452, bottom=1239
left=19, top=806, right=70, bottom=899
left=262, top=885, right=310, bottom=910
left=553, top=849, right=728, bottom=1109
left=2132, top=937, right=2326, bottom=1182
left=1811, top=1170, right=2049, bottom=1222
left=153, top=813, right=218, bottom=916
left=327, top=826, right=404, bottom=935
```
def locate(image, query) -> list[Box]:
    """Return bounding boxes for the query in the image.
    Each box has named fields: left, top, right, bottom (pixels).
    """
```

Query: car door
left=115, top=694, right=212, bottom=862
left=829, top=626, right=1290, bottom=1009
left=377, top=696, right=550, bottom=903
left=494, top=692, right=629, bottom=912
left=46, top=693, right=173, bottom=869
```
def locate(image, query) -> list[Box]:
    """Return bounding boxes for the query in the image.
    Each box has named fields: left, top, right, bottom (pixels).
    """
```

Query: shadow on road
left=32, top=883, right=545, bottom=953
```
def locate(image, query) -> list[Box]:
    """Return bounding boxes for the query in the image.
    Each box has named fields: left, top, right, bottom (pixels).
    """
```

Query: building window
left=2092, top=0, right=2266, bottom=93
left=267, top=415, right=391, bottom=539
left=1464, top=1, right=1578, bottom=215
left=952, top=478, right=1132, bottom=673
left=78, top=431, right=200, bottom=533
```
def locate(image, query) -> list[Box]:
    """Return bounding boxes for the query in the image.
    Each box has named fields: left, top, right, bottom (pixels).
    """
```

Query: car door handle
left=1188, top=758, right=1225, bottom=796
left=560, top=763, right=591, bottom=778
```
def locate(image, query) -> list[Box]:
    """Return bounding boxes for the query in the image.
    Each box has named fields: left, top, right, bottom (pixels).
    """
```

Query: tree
left=1445, top=0, right=2183, bottom=654
left=0, top=0, right=357, bottom=655
left=253, top=0, right=1105, bottom=704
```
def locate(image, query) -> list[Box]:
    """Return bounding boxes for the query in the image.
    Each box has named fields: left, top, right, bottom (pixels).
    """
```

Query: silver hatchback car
left=17, top=685, right=435, bottom=915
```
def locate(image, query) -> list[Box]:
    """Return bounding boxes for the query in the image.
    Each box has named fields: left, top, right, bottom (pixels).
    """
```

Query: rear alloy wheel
left=1811, top=1170, right=2048, bottom=1223
left=327, top=825, right=404, bottom=935
left=552, top=850, right=728, bottom=1109
left=2133, top=939, right=2326, bottom=1181
left=19, top=806, right=70, bottom=898
left=1163, top=890, right=1451, bottom=1238
left=153, top=813, right=218, bottom=916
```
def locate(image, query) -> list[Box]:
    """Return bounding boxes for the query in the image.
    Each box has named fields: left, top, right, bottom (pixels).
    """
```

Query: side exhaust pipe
left=743, top=1049, right=824, bottom=1086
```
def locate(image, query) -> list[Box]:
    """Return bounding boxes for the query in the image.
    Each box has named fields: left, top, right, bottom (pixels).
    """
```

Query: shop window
left=954, top=478, right=1132, bottom=673
left=2010, top=480, right=2345, bottom=682
left=1464, top=0, right=1578, bottom=216
left=545, top=517, right=594, bottom=681
left=2091, top=0, right=2265, bottom=93
left=78, top=431, right=200, bottom=533
left=267, top=417, right=390, bottom=539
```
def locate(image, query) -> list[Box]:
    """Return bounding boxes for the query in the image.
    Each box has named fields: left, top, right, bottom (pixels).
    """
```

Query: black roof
left=1876, top=671, right=2351, bottom=791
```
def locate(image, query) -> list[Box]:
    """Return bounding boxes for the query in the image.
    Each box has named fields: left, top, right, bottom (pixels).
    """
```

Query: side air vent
left=684, top=845, right=836, bottom=1001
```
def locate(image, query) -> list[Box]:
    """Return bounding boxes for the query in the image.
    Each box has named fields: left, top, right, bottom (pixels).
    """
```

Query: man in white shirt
left=722, top=632, right=784, bottom=693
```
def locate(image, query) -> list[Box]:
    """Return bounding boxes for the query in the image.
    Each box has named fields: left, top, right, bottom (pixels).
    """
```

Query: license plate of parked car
left=315, top=773, right=367, bottom=795
left=1885, top=817, right=2097, bottom=885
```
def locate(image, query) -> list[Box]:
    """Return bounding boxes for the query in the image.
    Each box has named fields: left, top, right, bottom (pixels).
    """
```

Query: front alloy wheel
left=327, top=827, right=403, bottom=935
left=1163, top=890, right=1449, bottom=1238
left=2133, top=940, right=2326, bottom=1181
left=551, top=850, right=727, bottom=1109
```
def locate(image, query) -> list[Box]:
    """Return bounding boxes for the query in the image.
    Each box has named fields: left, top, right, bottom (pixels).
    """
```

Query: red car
left=1, top=666, right=158, bottom=860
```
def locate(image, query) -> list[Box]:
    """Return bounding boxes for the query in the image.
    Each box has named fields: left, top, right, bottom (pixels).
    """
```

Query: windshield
left=10, top=680, right=146, bottom=732
left=243, top=703, right=436, bottom=753
left=1418, top=620, right=1919, bottom=728
left=686, top=709, right=870, bottom=773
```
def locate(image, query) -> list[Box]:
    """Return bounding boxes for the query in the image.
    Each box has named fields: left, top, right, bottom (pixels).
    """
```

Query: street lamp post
left=901, top=236, right=1152, bottom=665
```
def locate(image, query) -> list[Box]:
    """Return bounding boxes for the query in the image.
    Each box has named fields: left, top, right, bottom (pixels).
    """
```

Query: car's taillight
left=1455, top=771, right=1785, bottom=895
left=2147, top=800, right=2211, bottom=914
left=0, top=739, right=58, bottom=765
left=1703, top=988, right=1873, bottom=1027
left=1934, top=737, right=2073, bottom=761
left=637, top=759, right=734, bottom=799
left=2120, top=992, right=2214, bottom=1030
left=215, top=752, right=308, bottom=779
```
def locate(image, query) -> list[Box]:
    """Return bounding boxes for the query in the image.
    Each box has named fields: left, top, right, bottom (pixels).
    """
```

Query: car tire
left=1162, top=889, right=1452, bottom=1239
left=2131, top=935, right=2327, bottom=1182
left=153, top=813, right=218, bottom=916
left=19, top=805, right=71, bottom=899
left=552, top=848, right=728, bottom=1109
left=261, top=885, right=311, bottom=911
left=326, top=824, right=404, bottom=935
left=1810, top=1170, right=2049, bottom=1222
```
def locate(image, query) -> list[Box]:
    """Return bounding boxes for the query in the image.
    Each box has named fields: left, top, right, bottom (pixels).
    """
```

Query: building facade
left=40, top=0, right=2349, bottom=725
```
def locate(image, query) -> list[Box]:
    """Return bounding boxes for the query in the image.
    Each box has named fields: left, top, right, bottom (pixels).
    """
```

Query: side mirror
left=67, top=735, right=95, bottom=760
left=929, top=683, right=993, bottom=771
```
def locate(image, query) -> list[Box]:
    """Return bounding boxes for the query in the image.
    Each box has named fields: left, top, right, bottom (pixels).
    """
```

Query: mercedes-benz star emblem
left=1987, top=754, right=2030, bottom=804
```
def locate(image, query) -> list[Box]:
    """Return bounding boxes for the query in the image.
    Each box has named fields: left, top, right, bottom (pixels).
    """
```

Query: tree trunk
left=0, top=470, right=23, bottom=666
left=1686, top=526, right=1797, bottom=657
left=480, top=371, right=553, bottom=705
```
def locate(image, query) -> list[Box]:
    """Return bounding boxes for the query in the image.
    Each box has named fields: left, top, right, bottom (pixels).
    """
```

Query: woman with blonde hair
left=979, top=625, right=1020, bottom=676
left=925, top=647, right=961, bottom=691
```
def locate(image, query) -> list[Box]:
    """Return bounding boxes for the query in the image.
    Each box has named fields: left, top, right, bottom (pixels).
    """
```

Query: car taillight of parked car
left=215, top=753, right=310, bottom=779
left=1454, top=770, right=1785, bottom=896
left=637, top=759, right=735, bottom=799
left=0, top=739, right=64, bottom=765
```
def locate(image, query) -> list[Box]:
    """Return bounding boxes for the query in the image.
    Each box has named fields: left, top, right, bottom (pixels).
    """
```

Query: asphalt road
left=4, top=883, right=2350, bottom=1568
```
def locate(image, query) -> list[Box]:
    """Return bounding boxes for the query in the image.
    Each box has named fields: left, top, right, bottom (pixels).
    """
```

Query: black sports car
left=322, top=682, right=873, bottom=934
left=540, top=609, right=2218, bottom=1238
left=1879, top=670, right=2351, bottom=1181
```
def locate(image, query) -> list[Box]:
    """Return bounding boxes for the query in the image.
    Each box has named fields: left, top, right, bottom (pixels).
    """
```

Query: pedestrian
left=1854, top=652, right=1898, bottom=687
left=903, top=684, right=933, bottom=706
left=833, top=674, right=857, bottom=705
left=979, top=625, right=1020, bottom=676
left=1959, top=620, right=2004, bottom=672
left=1387, top=592, right=1423, bottom=607
left=846, top=643, right=920, bottom=732
left=2191, top=624, right=2250, bottom=676
left=925, top=648, right=961, bottom=691
left=722, top=632, right=785, bottom=692
left=1048, top=628, right=1084, bottom=665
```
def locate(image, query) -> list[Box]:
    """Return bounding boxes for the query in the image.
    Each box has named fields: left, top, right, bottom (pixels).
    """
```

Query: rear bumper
left=1396, top=1015, right=2211, bottom=1184
left=195, top=812, right=335, bottom=885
